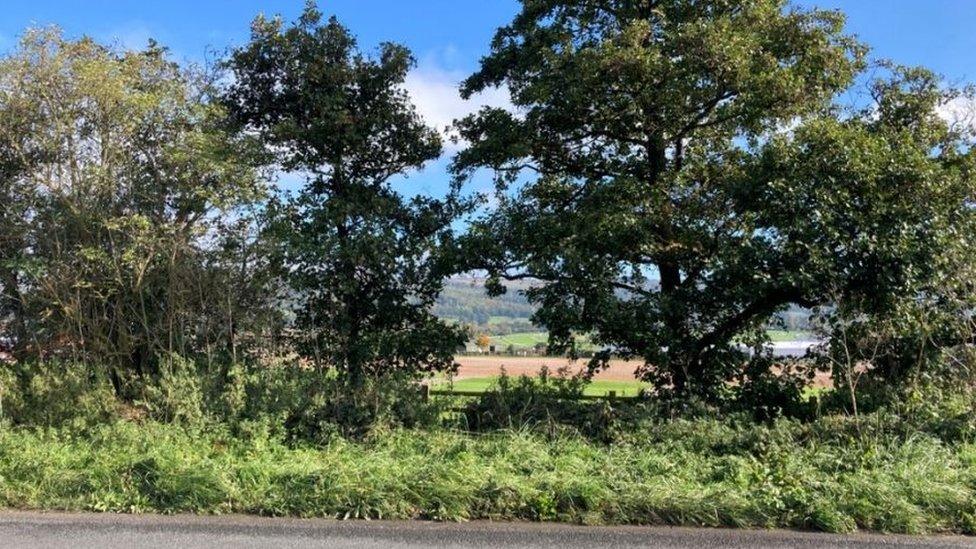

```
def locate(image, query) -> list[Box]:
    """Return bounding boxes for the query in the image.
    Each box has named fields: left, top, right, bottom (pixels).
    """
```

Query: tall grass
left=0, top=418, right=973, bottom=533
left=1, top=360, right=975, bottom=533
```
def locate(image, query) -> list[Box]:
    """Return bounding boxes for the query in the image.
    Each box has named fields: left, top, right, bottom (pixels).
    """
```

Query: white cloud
left=98, top=22, right=155, bottom=52
left=938, top=95, right=976, bottom=134
left=403, top=55, right=511, bottom=150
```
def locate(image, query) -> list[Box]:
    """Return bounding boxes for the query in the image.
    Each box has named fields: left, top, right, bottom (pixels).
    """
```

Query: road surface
left=0, top=512, right=971, bottom=548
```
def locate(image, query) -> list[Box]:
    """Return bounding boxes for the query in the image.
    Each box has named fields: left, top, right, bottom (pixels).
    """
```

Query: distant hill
left=433, top=276, right=540, bottom=335
left=435, top=276, right=814, bottom=338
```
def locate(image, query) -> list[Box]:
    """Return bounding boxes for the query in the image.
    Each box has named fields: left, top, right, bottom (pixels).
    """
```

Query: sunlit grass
left=767, top=330, right=813, bottom=341
left=435, top=376, right=648, bottom=397
left=0, top=419, right=974, bottom=534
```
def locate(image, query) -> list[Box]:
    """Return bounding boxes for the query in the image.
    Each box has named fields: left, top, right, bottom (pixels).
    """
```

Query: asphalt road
left=0, top=512, right=972, bottom=548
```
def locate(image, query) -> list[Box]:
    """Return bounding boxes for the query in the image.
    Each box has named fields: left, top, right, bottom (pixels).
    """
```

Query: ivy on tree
left=224, top=4, right=468, bottom=384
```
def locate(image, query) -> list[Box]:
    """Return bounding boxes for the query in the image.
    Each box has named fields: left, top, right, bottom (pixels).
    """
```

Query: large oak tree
left=453, top=0, right=976, bottom=399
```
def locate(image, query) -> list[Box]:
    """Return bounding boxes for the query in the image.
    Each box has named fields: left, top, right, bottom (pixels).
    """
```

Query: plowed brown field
left=456, top=355, right=643, bottom=381
left=455, top=355, right=834, bottom=387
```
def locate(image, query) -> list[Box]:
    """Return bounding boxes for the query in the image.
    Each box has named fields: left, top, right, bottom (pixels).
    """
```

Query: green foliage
left=0, top=28, right=274, bottom=384
left=460, top=369, right=620, bottom=440
left=0, top=356, right=974, bottom=532
left=0, top=361, right=118, bottom=428
left=438, top=376, right=648, bottom=397
left=458, top=365, right=812, bottom=441
left=731, top=354, right=817, bottom=420
left=211, top=361, right=447, bottom=440
left=0, top=357, right=446, bottom=440
left=138, top=354, right=209, bottom=426
left=453, top=0, right=976, bottom=403
left=223, top=4, right=468, bottom=383
left=1, top=5, right=975, bottom=533
left=0, top=413, right=975, bottom=533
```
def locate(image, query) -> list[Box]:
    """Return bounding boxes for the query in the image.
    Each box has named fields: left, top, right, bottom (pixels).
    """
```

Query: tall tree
left=223, top=5, right=467, bottom=384
left=454, top=0, right=975, bottom=399
left=752, top=66, right=976, bottom=390
left=0, top=29, right=268, bottom=385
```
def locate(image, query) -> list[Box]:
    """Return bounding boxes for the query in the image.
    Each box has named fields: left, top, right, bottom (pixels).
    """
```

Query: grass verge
left=0, top=419, right=974, bottom=534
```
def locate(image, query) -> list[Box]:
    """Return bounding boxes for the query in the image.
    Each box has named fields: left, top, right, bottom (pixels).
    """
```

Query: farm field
left=453, top=355, right=835, bottom=388
left=767, top=330, right=813, bottom=341
left=434, top=376, right=648, bottom=397
left=488, top=332, right=550, bottom=348
left=488, top=330, right=812, bottom=350
left=455, top=355, right=642, bottom=381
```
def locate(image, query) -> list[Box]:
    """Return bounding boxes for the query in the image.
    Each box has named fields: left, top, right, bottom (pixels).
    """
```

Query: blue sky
left=0, top=1, right=515, bottom=73
left=2, top=1, right=974, bottom=76
left=2, top=1, right=974, bottom=198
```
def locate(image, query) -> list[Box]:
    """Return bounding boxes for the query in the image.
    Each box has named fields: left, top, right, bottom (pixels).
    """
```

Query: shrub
left=139, top=354, right=209, bottom=425
left=0, top=360, right=118, bottom=428
left=208, top=360, right=447, bottom=440
left=0, top=356, right=447, bottom=440
left=275, top=372, right=446, bottom=441
left=0, top=417, right=974, bottom=533
left=732, top=355, right=817, bottom=420
left=460, top=368, right=621, bottom=441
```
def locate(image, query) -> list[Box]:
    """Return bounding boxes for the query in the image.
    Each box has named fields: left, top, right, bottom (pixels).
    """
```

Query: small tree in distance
left=223, top=3, right=468, bottom=386
left=475, top=334, right=491, bottom=353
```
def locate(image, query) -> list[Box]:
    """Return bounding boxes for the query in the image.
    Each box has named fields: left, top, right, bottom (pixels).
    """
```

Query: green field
left=489, top=330, right=812, bottom=350
left=489, top=332, right=550, bottom=348
left=767, top=330, right=813, bottom=341
left=435, top=376, right=648, bottom=397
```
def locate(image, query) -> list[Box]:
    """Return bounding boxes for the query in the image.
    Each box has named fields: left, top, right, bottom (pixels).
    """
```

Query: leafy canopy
left=224, top=4, right=468, bottom=382
left=0, top=28, right=266, bottom=382
left=454, top=0, right=975, bottom=399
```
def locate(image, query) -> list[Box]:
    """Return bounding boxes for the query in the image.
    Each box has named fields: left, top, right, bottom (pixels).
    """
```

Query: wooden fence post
left=421, top=384, right=430, bottom=403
